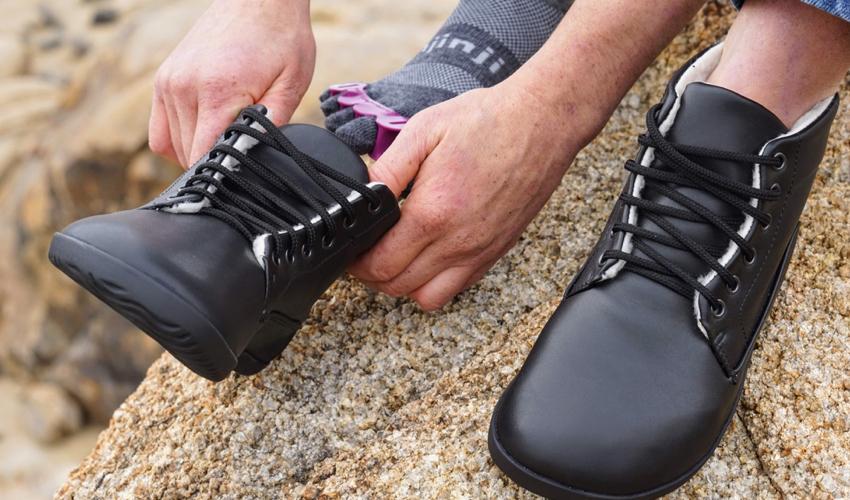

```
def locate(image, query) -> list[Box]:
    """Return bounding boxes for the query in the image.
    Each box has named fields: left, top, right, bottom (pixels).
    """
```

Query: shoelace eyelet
left=302, top=244, right=312, bottom=258
left=727, top=276, right=740, bottom=294
left=322, top=235, right=335, bottom=249
left=344, top=217, right=356, bottom=229
left=368, top=202, right=382, bottom=214
left=761, top=214, right=773, bottom=231
left=285, top=249, right=295, bottom=264
left=770, top=183, right=782, bottom=195
left=772, top=152, right=786, bottom=171
left=711, top=299, right=726, bottom=318
left=745, top=249, right=757, bottom=265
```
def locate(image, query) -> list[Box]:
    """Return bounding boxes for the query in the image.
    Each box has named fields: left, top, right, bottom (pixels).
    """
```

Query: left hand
left=348, top=84, right=582, bottom=310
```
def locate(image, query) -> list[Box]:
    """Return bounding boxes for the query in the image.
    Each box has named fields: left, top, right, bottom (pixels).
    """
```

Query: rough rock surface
left=0, top=0, right=207, bottom=430
left=54, top=1, right=850, bottom=498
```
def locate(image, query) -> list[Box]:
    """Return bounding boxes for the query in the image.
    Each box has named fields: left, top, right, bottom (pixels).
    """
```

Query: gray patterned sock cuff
left=321, top=0, right=573, bottom=155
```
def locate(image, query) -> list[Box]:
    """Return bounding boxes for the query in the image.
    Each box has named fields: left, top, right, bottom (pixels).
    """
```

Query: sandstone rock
left=19, top=382, right=83, bottom=444
left=0, top=0, right=200, bottom=436
left=0, top=34, right=26, bottom=77
left=56, top=2, right=850, bottom=498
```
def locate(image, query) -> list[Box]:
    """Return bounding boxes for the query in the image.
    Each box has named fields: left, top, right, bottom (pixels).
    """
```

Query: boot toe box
left=490, top=287, right=738, bottom=497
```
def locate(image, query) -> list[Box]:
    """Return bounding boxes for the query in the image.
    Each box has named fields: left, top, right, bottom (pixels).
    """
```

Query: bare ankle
left=707, top=0, right=850, bottom=127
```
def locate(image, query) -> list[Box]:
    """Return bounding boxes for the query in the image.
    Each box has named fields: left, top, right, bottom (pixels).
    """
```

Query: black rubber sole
left=49, top=232, right=285, bottom=382
left=487, top=226, right=801, bottom=499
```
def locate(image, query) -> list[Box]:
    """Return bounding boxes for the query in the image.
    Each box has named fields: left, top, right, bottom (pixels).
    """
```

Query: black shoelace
left=601, top=103, right=784, bottom=315
left=176, top=107, right=382, bottom=262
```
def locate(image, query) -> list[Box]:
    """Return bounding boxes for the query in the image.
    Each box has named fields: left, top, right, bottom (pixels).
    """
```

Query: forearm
left=204, top=0, right=312, bottom=35
left=507, top=0, right=705, bottom=147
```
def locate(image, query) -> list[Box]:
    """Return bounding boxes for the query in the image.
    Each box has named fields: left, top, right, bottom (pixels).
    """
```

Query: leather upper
left=492, top=55, right=838, bottom=496
left=62, top=121, right=399, bottom=357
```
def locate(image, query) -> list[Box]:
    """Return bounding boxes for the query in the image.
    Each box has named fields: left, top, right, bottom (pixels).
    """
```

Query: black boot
left=49, top=107, right=399, bottom=382
left=488, top=45, right=839, bottom=499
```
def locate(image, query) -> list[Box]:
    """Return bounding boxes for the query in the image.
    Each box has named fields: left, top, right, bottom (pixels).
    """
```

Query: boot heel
left=234, top=312, right=302, bottom=376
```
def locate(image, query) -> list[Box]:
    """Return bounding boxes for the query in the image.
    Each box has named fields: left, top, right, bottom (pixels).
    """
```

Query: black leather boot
left=49, top=107, right=399, bottom=382
left=488, top=45, right=839, bottom=499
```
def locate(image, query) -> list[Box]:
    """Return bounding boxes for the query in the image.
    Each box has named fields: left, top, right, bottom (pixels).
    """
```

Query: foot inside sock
left=320, top=0, right=573, bottom=156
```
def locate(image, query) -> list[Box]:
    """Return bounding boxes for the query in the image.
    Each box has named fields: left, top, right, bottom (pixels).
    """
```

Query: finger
left=189, top=99, right=246, bottom=165
left=368, top=239, right=454, bottom=297
left=163, top=98, right=187, bottom=167
left=258, top=79, right=304, bottom=126
left=408, top=265, right=475, bottom=311
left=369, top=112, right=443, bottom=197
left=174, top=96, right=199, bottom=168
left=148, top=92, right=179, bottom=164
left=348, top=214, right=435, bottom=284
left=347, top=189, right=444, bottom=283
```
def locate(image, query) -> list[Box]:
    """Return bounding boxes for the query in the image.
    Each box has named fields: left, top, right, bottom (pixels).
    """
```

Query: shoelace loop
left=601, top=103, right=784, bottom=313
left=176, top=107, right=382, bottom=260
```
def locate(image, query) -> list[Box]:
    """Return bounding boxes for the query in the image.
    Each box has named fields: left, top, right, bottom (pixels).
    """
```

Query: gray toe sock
left=320, top=0, right=573, bottom=154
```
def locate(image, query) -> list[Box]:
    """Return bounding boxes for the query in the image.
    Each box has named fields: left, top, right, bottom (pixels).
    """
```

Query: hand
left=149, top=0, right=315, bottom=167
left=348, top=84, right=585, bottom=311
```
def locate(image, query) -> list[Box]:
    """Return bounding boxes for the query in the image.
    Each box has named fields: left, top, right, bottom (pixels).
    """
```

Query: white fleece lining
left=159, top=109, right=370, bottom=269
left=164, top=115, right=272, bottom=215
left=600, top=43, right=724, bottom=282
left=691, top=94, right=834, bottom=337
left=592, top=42, right=834, bottom=338
left=250, top=183, right=380, bottom=267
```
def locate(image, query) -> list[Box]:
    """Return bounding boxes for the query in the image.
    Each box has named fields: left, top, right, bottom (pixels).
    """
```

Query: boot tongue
left=634, top=82, right=788, bottom=278
left=233, top=119, right=369, bottom=221
left=665, top=82, right=787, bottom=167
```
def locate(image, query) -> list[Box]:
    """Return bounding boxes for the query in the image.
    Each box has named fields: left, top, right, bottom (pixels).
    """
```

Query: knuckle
left=415, top=204, right=448, bottom=232
left=165, top=72, right=194, bottom=95
left=414, top=293, right=446, bottom=312
left=148, top=136, right=166, bottom=154
left=460, top=235, right=492, bottom=258
left=153, top=68, right=169, bottom=89
left=360, top=249, right=399, bottom=283
left=370, top=162, right=403, bottom=192
left=197, top=76, right=231, bottom=98
left=368, top=263, right=397, bottom=283
left=378, top=280, right=407, bottom=298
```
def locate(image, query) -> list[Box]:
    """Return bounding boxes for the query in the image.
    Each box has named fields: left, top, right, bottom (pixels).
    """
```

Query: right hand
left=149, top=0, right=316, bottom=168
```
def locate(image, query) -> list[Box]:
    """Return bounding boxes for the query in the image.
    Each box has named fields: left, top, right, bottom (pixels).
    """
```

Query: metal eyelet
left=761, top=214, right=773, bottom=231
left=745, top=249, right=757, bottom=265
left=772, top=152, right=786, bottom=171
left=368, top=202, right=382, bottom=214
left=344, top=217, right=356, bottom=229
left=770, top=183, right=781, bottom=195
left=727, top=276, right=740, bottom=294
left=302, top=244, right=312, bottom=258
left=711, top=299, right=726, bottom=318
left=285, top=249, right=295, bottom=264
left=322, top=235, right=335, bottom=249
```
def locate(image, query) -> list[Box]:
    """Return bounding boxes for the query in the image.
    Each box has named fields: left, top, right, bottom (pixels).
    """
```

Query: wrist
left=503, top=70, right=608, bottom=151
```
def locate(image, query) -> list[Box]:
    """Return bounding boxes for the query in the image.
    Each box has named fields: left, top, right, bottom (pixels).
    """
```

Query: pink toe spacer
left=328, top=83, right=408, bottom=160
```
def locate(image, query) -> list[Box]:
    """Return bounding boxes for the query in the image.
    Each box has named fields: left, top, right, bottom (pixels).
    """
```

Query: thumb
left=257, top=78, right=306, bottom=127
left=369, top=113, right=442, bottom=197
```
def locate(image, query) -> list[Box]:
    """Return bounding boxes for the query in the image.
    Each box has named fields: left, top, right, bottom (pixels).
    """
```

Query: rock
left=0, top=0, right=197, bottom=437
left=19, top=382, right=83, bottom=444
left=0, top=35, right=26, bottom=77
left=92, top=9, right=120, bottom=26
left=56, top=2, right=850, bottom=498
